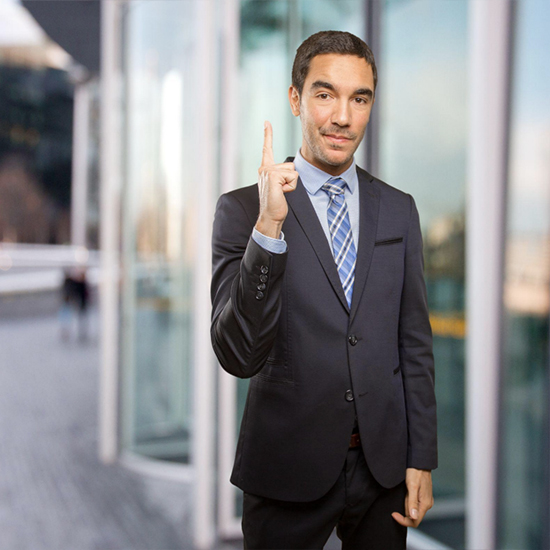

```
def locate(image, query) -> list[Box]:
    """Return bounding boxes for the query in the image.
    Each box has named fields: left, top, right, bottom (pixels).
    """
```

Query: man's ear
left=288, top=86, right=300, bottom=116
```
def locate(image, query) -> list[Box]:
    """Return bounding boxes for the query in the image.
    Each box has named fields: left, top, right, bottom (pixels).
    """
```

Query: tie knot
left=322, top=177, right=347, bottom=197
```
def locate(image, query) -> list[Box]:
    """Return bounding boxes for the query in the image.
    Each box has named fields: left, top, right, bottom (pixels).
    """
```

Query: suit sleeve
left=211, top=192, right=287, bottom=378
left=399, top=195, right=438, bottom=471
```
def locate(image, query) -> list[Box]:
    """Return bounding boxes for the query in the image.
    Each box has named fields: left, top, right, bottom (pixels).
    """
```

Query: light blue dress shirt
left=252, top=149, right=360, bottom=254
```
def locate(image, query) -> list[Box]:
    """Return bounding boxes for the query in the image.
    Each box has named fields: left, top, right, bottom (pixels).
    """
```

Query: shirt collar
left=293, top=148, right=358, bottom=196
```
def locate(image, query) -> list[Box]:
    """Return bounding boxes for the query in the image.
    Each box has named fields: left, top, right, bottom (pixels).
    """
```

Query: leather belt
left=349, top=432, right=361, bottom=449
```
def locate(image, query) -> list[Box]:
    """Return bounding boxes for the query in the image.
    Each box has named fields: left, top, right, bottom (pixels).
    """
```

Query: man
left=211, top=30, right=437, bottom=549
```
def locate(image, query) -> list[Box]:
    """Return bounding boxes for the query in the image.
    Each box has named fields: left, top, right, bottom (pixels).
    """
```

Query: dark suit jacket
left=211, top=163, right=437, bottom=503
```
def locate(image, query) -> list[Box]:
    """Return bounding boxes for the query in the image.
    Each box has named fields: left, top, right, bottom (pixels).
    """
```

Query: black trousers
left=242, top=447, right=407, bottom=550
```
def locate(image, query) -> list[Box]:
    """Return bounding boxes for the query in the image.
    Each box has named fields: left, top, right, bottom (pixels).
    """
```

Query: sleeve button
left=255, top=291, right=265, bottom=300
left=257, top=283, right=266, bottom=291
left=259, top=274, right=268, bottom=283
left=260, top=265, right=269, bottom=274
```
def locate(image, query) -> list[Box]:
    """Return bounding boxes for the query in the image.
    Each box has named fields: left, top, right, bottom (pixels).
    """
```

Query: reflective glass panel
left=120, top=0, right=196, bottom=462
left=379, top=0, right=468, bottom=547
left=498, top=2, right=550, bottom=548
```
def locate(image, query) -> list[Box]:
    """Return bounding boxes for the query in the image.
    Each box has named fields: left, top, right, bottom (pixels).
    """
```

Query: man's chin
left=322, top=150, right=353, bottom=168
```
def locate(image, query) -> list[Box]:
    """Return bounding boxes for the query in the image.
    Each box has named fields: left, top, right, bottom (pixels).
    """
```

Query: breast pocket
left=370, top=237, right=405, bottom=301
left=374, top=237, right=403, bottom=247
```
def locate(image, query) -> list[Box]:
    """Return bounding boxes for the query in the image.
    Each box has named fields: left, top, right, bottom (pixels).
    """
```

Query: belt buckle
left=349, top=432, right=361, bottom=449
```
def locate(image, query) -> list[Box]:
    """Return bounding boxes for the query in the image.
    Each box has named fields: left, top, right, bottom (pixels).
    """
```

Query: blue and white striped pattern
left=322, top=177, right=357, bottom=308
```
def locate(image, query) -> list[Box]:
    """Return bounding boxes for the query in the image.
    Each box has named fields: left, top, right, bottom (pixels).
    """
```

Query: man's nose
left=331, top=99, right=351, bottom=127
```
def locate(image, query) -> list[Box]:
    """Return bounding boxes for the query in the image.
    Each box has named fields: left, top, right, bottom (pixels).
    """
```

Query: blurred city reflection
left=498, top=1, right=550, bottom=548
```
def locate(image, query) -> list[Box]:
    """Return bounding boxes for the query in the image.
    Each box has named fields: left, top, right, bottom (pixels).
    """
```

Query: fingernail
left=411, top=509, right=418, bottom=519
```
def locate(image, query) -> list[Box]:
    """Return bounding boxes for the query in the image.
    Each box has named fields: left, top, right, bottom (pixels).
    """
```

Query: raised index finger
left=262, top=120, right=275, bottom=166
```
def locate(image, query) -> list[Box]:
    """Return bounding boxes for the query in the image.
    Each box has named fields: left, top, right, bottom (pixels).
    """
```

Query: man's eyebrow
left=310, top=80, right=336, bottom=91
left=310, top=81, right=374, bottom=98
left=355, top=88, right=374, bottom=98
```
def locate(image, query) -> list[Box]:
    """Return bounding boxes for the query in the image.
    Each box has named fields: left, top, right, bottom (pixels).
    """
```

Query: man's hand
left=391, top=468, right=433, bottom=528
left=255, top=121, right=299, bottom=239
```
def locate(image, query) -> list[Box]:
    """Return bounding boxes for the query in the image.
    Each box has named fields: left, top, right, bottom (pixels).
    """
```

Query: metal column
left=466, top=1, right=513, bottom=548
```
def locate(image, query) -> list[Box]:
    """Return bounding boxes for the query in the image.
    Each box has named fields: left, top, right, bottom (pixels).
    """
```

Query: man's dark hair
left=291, top=30, right=378, bottom=96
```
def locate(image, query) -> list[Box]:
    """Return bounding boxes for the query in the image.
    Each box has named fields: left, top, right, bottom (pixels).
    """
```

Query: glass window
left=119, top=0, right=197, bottom=462
left=378, top=0, right=468, bottom=547
left=498, top=2, right=550, bottom=548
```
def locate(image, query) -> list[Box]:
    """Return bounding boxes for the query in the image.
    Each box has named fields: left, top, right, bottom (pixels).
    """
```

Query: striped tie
left=322, top=177, right=357, bottom=308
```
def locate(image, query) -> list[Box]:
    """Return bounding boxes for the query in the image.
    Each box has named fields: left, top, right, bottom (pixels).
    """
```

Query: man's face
left=289, top=53, right=375, bottom=176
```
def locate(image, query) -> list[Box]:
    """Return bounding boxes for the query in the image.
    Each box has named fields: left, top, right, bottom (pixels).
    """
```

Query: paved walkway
left=0, top=303, right=203, bottom=550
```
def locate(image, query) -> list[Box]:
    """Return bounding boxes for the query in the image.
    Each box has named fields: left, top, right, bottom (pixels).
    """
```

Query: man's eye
left=318, top=93, right=330, bottom=100
left=355, top=97, right=367, bottom=104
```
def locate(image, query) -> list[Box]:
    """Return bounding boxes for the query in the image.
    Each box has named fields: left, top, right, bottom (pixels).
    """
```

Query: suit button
left=348, top=335, right=358, bottom=346
left=260, top=265, right=269, bottom=274
left=259, top=274, right=268, bottom=283
left=257, top=283, right=266, bottom=291
left=345, top=390, right=354, bottom=402
left=255, top=291, right=264, bottom=300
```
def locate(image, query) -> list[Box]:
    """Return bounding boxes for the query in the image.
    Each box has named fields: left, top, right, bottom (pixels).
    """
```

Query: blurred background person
left=59, top=267, right=74, bottom=341
left=72, top=266, right=90, bottom=341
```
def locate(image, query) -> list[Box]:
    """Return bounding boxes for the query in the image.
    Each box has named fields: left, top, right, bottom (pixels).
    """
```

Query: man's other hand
left=256, top=121, right=299, bottom=239
left=391, top=468, right=433, bottom=528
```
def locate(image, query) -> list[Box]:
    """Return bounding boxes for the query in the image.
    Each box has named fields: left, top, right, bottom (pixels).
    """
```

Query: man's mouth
left=323, top=134, right=353, bottom=145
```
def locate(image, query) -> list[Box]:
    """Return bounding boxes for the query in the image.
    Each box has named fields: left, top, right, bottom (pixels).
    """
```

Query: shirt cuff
left=252, top=227, right=288, bottom=254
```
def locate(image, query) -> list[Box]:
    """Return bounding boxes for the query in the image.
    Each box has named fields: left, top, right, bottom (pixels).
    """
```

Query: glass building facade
left=98, top=0, right=550, bottom=548
left=498, top=1, right=550, bottom=549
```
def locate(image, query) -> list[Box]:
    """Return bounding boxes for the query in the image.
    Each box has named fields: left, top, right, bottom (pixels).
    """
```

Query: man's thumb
left=409, top=493, right=419, bottom=519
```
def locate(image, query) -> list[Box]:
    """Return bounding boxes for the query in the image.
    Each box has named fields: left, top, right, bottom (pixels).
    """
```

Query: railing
left=0, top=243, right=100, bottom=294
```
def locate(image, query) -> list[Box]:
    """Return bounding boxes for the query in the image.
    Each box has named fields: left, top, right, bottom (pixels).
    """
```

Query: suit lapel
left=350, top=167, right=380, bottom=323
left=286, top=177, right=350, bottom=313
